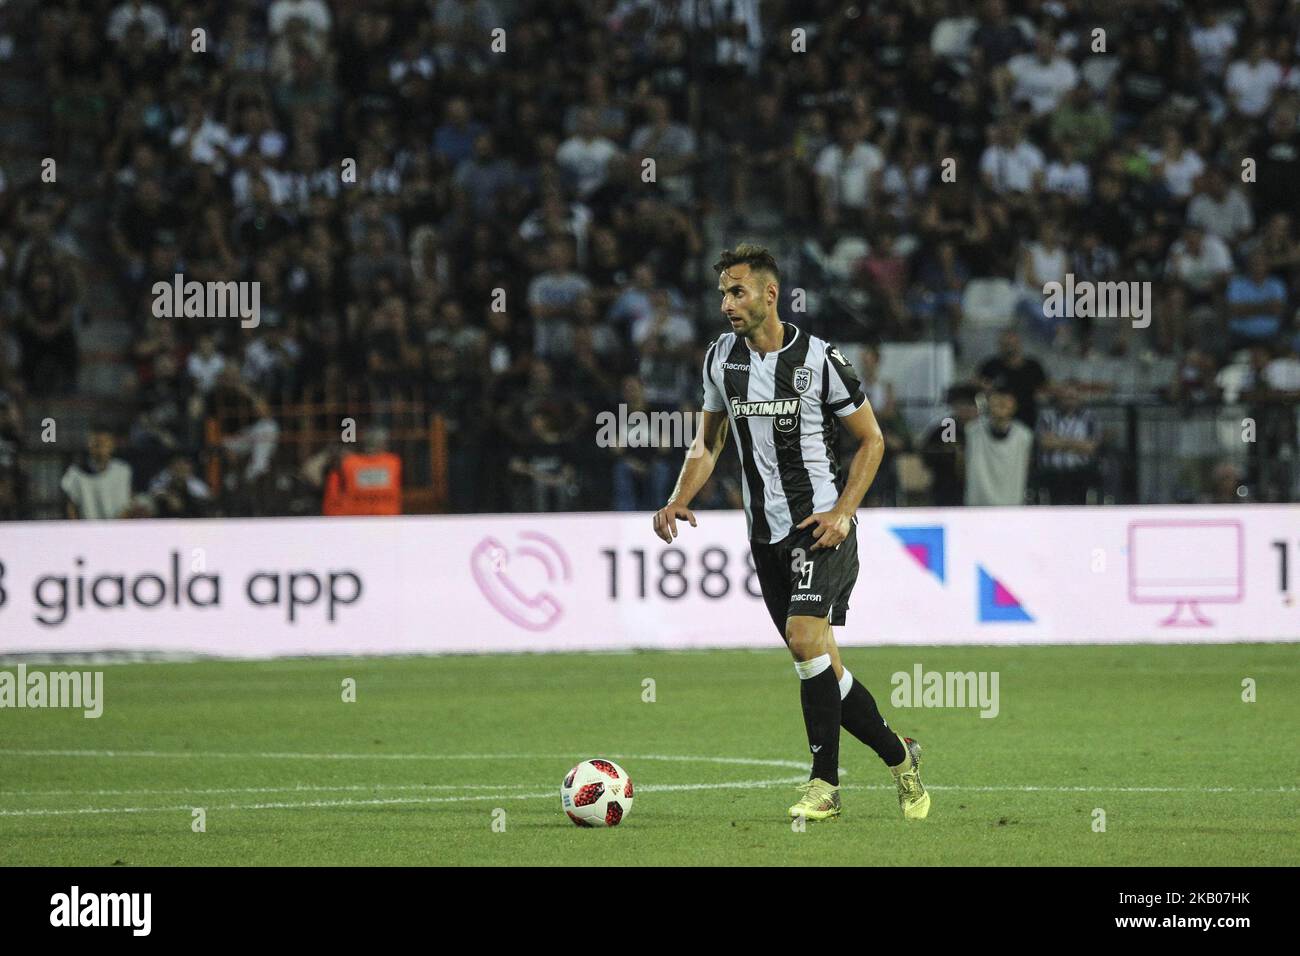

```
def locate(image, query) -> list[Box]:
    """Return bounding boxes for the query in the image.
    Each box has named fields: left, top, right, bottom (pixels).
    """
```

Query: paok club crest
left=792, top=366, right=812, bottom=394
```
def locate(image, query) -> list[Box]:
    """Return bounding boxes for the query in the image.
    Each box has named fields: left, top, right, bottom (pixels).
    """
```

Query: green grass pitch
left=1, top=644, right=1296, bottom=866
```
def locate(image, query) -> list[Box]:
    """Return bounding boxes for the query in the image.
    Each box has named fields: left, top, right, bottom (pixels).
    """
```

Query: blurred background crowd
left=2, top=0, right=1300, bottom=520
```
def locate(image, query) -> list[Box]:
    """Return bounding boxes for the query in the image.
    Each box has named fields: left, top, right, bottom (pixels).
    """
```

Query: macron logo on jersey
left=729, top=396, right=800, bottom=418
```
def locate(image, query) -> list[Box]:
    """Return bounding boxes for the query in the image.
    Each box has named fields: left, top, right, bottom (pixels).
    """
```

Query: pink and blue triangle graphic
left=890, top=525, right=945, bottom=583
left=978, top=566, right=1033, bottom=622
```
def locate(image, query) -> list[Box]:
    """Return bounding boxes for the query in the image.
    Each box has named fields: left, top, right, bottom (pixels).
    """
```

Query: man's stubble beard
left=735, top=305, right=768, bottom=339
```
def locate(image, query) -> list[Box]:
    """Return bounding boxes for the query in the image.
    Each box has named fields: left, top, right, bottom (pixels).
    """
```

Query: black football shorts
left=750, top=517, right=860, bottom=637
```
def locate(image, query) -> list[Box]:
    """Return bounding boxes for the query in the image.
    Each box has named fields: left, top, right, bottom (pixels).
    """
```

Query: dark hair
left=712, top=243, right=780, bottom=283
left=947, top=384, right=979, bottom=405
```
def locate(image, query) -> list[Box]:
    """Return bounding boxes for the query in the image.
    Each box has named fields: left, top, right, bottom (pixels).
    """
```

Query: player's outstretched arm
left=798, top=402, right=885, bottom=550
left=652, top=409, right=728, bottom=542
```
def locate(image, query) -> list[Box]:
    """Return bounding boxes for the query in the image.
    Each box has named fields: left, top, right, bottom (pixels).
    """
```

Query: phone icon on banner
left=470, top=532, right=571, bottom=632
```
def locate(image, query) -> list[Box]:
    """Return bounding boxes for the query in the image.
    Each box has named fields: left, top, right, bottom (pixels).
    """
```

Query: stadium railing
left=892, top=398, right=1298, bottom=505
left=203, top=392, right=449, bottom=517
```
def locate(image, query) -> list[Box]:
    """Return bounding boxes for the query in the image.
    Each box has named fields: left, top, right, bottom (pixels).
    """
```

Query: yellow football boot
left=788, top=778, right=841, bottom=820
left=891, top=735, right=931, bottom=820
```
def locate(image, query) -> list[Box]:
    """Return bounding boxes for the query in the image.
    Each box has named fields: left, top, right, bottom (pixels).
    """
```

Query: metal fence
left=888, top=398, right=1299, bottom=507
left=15, top=392, right=1299, bottom=518
left=202, top=391, right=448, bottom=517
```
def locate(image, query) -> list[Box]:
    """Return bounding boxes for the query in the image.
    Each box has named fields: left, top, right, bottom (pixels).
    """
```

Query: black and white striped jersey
left=701, top=323, right=867, bottom=543
left=1036, top=406, right=1098, bottom=471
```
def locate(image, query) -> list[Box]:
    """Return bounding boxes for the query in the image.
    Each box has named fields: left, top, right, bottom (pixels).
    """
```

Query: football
left=560, top=758, right=634, bottom=827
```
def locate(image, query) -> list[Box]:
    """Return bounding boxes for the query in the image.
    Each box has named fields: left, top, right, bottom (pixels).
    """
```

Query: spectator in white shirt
left=979, top=121, right=1045, bottom=195
left=62, top=428, right=135, bottom=519
left=556, top=109, right=621, bottom=200
left=528, top=241, right=594, bottom=354
left=813, top=118, right=885, bottom=226
left=1188, top=9, right=1237, bottom=78
left=630, top=97, right=698, bottom=204
left=222, top=398, right=280, bottom=481
left=1264, top=341, right=1300, bottom=394
left=630, top=289, right=695, bottom=351
left=704, top=0, right=763, bottom=76
left=169, top=93, right=230, bottom=172
left=186, top=334, right=226, bottom=395
left=107, top=0, right=167, bottom=45
left=243, top=326, right=301, bottom=394
left=1147, top=126, right=1204, bottom=201
left=226, top=101, right=288, bottom=162
left=1044, top=139, right=1091, bottom=203
left=231, top=151, right=292, bottom=207
left=965, top=390, right=1034, bottom=506
left=1166, top=224, right=1233, bottom=299
left=1186, top=169, right=1255, bottom=242
left=880, top=144, right=933, bottom=221
left=1003, top=31, right=1078, bottom=117
left=1226, top=37, right=1284, bottom=118
left=268, top=0, right=332, bottom=36
left=1016, top=218, right=1071, bottom=343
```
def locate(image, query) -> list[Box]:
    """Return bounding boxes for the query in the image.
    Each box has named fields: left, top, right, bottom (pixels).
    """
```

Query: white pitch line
left=0, top=777, right=808, bottom=818
left=918, top=784, right=1299, bottom=794
left=0, top=749, right=809, bottom=770
left=1, top=778, right=1296, bottom=819
left=0, top=783, right=544, bottom=798
left=0, top=780, right=1292, bottom=807
left=0, top=749, right=1292, bottom=819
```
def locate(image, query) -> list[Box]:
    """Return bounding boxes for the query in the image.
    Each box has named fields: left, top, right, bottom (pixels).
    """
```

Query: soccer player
left=651, top=244, right=930, bottom=822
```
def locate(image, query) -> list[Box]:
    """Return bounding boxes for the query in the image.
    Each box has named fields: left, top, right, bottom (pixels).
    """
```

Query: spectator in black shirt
left=978, top=329, right=1049, bottom=430
left=148, top=452, right=211, bottom=518
left=1253, top=101, right=1300, bottom=221
left=728, top=92, right=795, bottom=221
left=971, top=0, right=1029, bottom=67
left=15, top=263, right=78, bottom=396
left=1117, top=35, right=1171, bottom=128
left=0, top=386, right=23, bottom=520
left=110, top=176, right=182, bottom=309
left=920, top=384, right=980, bottom=507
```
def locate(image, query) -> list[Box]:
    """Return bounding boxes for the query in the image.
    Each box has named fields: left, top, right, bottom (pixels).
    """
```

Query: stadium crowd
left=3, top=0, right=1300, bottom=520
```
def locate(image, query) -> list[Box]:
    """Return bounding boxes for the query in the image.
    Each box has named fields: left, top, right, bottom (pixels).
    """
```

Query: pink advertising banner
left=0, top=505, right=1297, bottom=657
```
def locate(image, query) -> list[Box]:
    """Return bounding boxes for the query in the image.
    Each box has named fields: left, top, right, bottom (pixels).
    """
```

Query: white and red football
left=560, top=758, right=634, bottom=827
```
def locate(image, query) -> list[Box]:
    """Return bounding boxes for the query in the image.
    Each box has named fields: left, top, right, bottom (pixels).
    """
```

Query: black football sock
left=838, top=668, right=906, bottom=767
left=795, top=654, right=841, bottom=785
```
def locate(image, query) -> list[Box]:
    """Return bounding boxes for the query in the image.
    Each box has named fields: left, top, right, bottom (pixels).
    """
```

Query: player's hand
left=652, top=502, right=697, bottom=543
left=798, top=510, right=852, bottom=551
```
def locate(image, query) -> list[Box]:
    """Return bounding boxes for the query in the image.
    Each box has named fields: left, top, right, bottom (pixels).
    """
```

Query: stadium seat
left=961, top=278, right=1018, bottom=328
